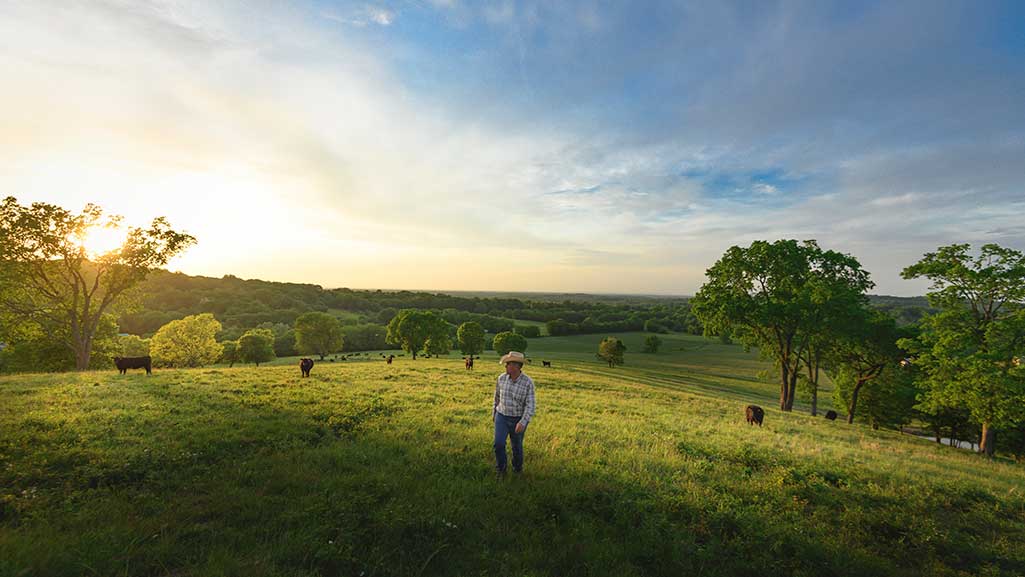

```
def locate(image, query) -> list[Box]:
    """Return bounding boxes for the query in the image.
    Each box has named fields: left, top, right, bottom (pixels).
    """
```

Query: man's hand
left=515, top=422, right=525, bottom=434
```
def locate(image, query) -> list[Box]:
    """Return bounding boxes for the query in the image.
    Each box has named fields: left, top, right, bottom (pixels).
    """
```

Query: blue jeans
left=494, top=412, right=526, bottom=473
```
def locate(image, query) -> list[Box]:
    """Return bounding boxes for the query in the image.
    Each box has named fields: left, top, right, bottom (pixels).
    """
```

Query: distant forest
left=118, top=271, right=931, bottom=339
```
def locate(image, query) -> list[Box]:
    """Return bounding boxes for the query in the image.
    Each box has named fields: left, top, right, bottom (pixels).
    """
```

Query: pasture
left=1, top=336, right=1023, bottom=576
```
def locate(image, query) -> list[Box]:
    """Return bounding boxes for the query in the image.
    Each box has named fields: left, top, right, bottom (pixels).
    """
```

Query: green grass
left=505, top=318, right=549, bottom=336
left=2, top=335, right=1023, bottom=576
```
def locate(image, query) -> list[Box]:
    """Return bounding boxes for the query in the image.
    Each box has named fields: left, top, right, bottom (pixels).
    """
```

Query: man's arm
left=517, top=379, right=536, bottom=428
left=493, top=376, right=501, bottom=416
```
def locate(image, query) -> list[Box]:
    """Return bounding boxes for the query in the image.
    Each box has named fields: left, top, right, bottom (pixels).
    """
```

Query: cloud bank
left=1, top=0, right=1022, bottom=295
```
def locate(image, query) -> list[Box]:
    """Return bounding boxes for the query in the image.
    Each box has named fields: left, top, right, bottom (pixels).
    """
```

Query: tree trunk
left=808, top=359, right=819, bottom=417
left=846, top=380, right=865, bottom=424
left=779, top=362, right=790, bottom=411
left=74, top=337, right=93, bottom=370
left=784, top=370, right=798, bottom=411
left=980, top=423, right=996, bottom=457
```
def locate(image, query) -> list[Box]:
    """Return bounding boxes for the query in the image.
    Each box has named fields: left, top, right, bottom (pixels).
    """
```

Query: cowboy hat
left=499, top=351, right=526, bottom=365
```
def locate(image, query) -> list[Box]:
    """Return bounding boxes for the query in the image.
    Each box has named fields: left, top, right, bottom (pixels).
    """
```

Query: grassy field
left=2, top=335, right=1023, bottom=576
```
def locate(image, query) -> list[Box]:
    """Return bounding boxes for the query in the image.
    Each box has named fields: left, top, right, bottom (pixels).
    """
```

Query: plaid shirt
left=493, top=372, right=536, bottom=426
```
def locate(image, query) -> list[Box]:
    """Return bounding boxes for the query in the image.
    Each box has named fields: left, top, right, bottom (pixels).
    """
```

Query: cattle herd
left=110, top=355, right=841, bottom=428
left=744, top=405, right=843, bottom=427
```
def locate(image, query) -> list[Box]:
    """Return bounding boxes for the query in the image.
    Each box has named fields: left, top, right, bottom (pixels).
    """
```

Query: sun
left=76, top=225, right=128, bottom=258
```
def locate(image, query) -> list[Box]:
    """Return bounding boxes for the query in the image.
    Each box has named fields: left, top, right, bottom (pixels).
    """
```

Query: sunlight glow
left=75, top=226, right=127, bottom=259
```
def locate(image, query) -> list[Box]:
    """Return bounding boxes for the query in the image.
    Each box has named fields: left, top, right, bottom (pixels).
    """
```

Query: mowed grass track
left=1, top=341, right=1023, bottom=576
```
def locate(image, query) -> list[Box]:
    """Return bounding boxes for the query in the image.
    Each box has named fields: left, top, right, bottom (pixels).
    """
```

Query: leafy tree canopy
left=492, top=331, right=528, bottom=356
left=900, top=243, right=1025, bottom=456
left=457, top=322, right=486, bottom=356
left=150, top=313, right=223, bottom=368
left=294, top=311, right=343, bottom=360
left=692, top=239, right=872, bottom=411
left=643, top=335, right=662, bottom=353
left=0, top=197, right=194, bottom=369
left=598, top=337, right=627, bottom=368
left=386, top=310, right=450, bottom=359
left=238, top=328, right=275, bottom=366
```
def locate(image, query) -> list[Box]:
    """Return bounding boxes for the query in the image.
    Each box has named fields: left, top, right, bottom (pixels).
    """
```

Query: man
left=493, top=351, right=536, bottom=477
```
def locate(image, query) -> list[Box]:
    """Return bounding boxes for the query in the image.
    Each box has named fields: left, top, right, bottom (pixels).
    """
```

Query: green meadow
left=2, top=335, right=1023, bottom=576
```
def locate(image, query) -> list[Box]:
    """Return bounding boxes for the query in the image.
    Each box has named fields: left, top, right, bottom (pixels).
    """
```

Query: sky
left=1, top=1, right=1023, bottom=296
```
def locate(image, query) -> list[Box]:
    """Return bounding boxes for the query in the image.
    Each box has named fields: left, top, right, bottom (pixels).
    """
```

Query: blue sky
left=1, top=1, right=1023, bottom=295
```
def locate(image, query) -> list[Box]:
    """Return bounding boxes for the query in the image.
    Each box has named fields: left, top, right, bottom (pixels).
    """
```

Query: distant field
left=2, top=336, right=1023, bottom=576
left=505, top=318, right=549, bottom=335
left=280, top=332, right=831, bottom=412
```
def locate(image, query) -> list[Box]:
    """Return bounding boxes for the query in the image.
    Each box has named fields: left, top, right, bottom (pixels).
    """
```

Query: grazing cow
left=542, top=360, right=552, bottom=368
left=824, top=410, right=838, bottom=421
left=465, top=356, right=474, bottom=370
left=386, top=354, right=394, bottom=365
left=745, top=405, right=764, bottom=427
left=299, top=358, right=314, bottom=377
left=114, top=356, right=152, bottom=375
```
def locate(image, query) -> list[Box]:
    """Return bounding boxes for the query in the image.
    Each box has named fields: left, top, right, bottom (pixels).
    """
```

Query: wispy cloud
left=0, top=0, right=1022, bottom=295
left=322, top=4, right=395, bottom=27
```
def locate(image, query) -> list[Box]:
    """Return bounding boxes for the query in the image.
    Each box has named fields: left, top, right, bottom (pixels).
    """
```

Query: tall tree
left=598, top=336, right=626, bottom=368
left=0, top=197, right=194, bottom=369
left=425, top=332, right=452, bottom=356
left=492, top=331, right=528, bottom=356
left=220, top=340, right=240, bottom=368
left=643, top=334, right=662, bottom=353
left=456, top=321, right=486, bottom=357
left=238, top=328, right=275, bottom=366
left=692, top=240, right=872, bottom=411
left=900, top=244, right=1025, bottom=456
left=831, top=311, right=905, bottom=424
left=386, top=310, right=449, bottom=360
left=150, top=313, right=223, bottom=368
left=294, top=312, right=343, bottom=360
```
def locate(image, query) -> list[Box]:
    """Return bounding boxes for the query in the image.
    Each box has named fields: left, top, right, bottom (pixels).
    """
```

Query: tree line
left=692, top=240, right=1025, bottom=458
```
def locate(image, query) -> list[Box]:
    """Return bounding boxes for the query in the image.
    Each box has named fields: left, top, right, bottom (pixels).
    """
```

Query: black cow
left=386, top=355, right=394, bottom=364
left=299, top=358, right=314, bottom=377
left=745, top=405, right=764, bottom=427
left=824, top=410, right=838, bottom=421
left=114, top=356, right=152, bottom=375
left=542, top=360, right=552, bottom=368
